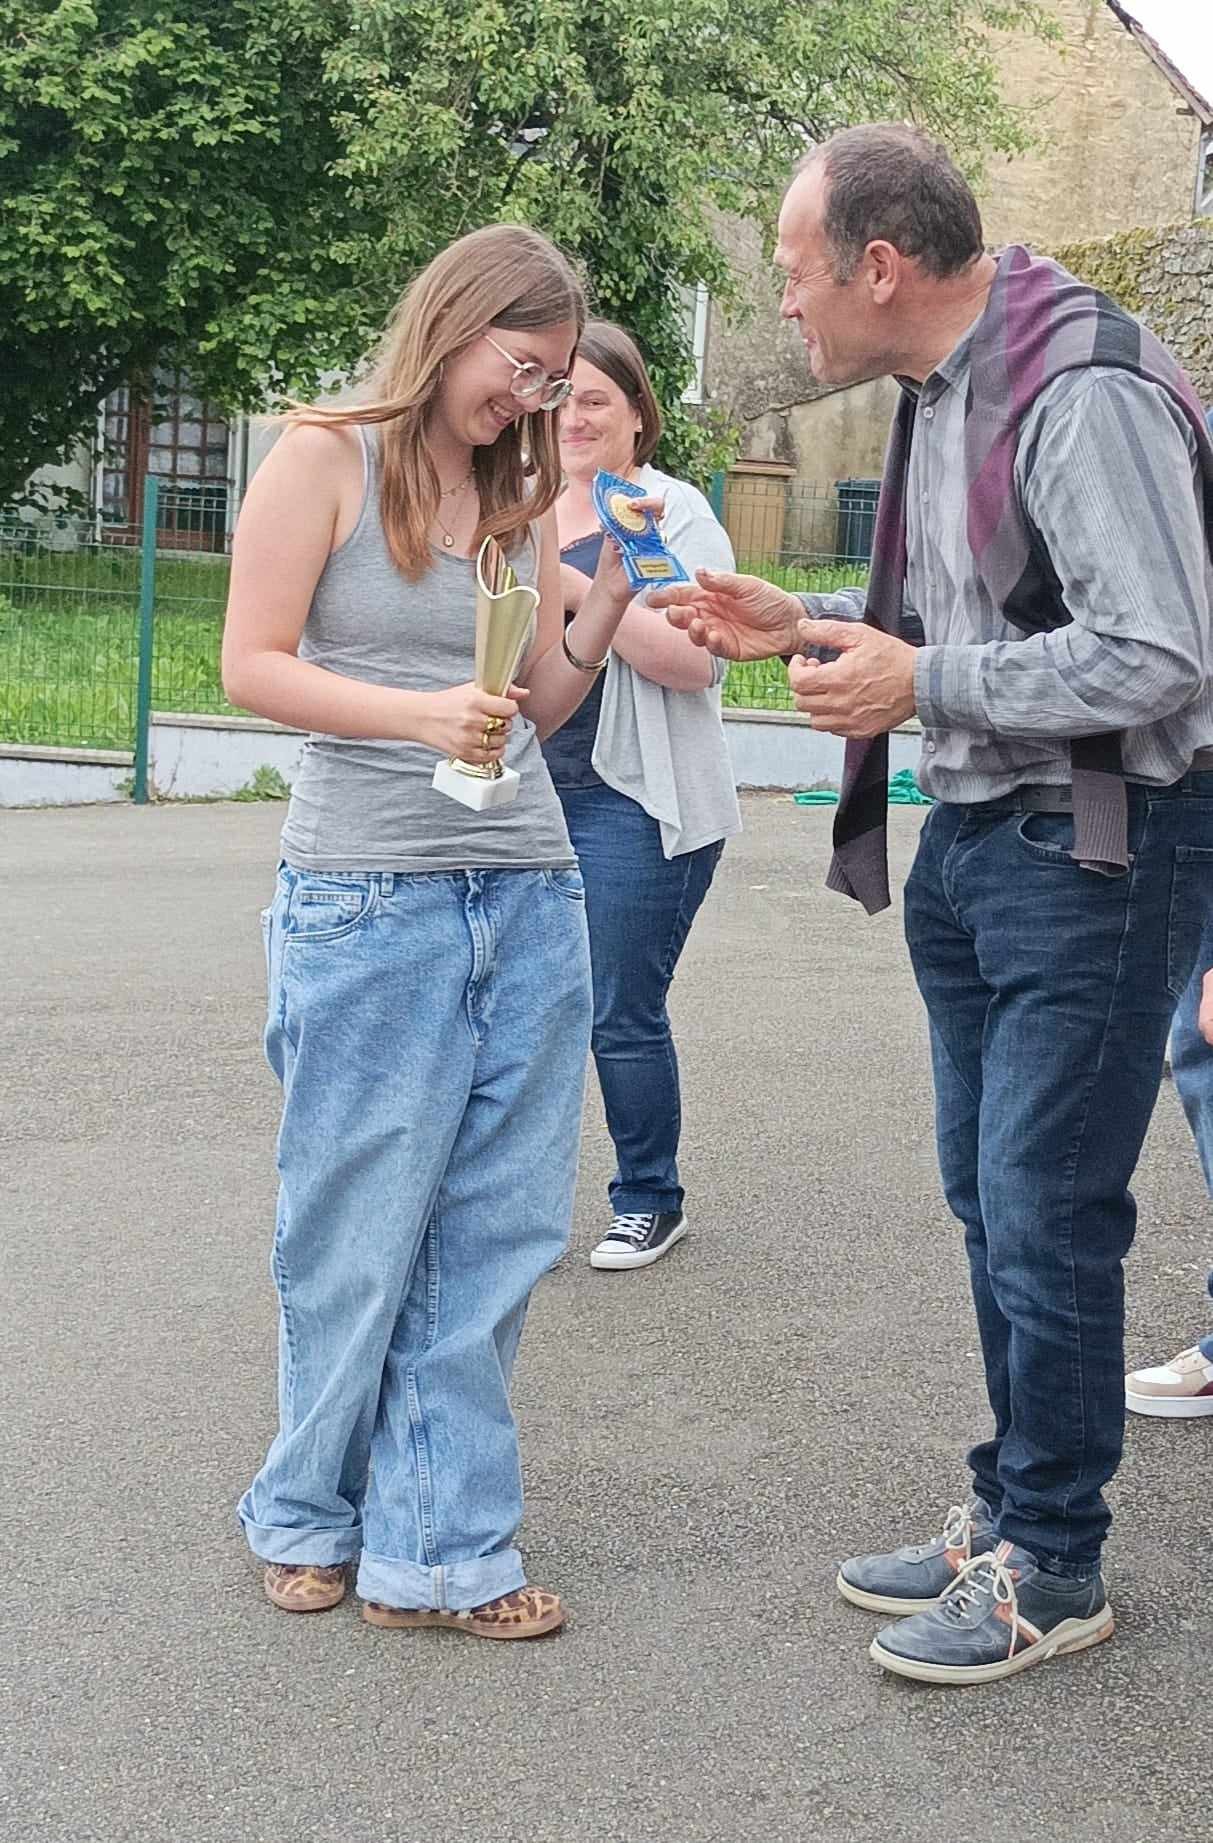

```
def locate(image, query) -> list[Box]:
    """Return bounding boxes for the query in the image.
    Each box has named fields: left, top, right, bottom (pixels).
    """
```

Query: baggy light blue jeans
left=238, top=863, right=592, bottom=1611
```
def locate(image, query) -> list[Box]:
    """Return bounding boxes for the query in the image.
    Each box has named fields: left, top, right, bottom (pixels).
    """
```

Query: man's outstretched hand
left=788, top=619, right=918, bottom=737
left=650, top=570, right=803, bottom=662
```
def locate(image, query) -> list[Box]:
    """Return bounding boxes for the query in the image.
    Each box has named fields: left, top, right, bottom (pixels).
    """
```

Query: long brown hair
left=289, top=225, right=586, bottom=578
left=575, top=321, right=663, bottom=466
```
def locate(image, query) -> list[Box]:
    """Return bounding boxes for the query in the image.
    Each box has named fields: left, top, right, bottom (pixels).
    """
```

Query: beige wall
left=18, top=449, right=94, bottom=527
left=704, top=211, right=810, bottom=433
left=31, top=452, right=93, bottom=508
left=775, top=379, right=900, bottom=489
left=981, top=0, right=1201, bottom=248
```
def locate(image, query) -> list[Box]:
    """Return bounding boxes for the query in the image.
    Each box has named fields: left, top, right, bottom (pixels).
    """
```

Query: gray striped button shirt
left=806, top=328, right=1213, bottom=802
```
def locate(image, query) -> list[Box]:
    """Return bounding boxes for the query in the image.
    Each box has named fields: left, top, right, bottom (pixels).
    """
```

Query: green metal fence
left=0, top=509, right=146, bottom=755
left=0, top=483, right=235, bottom=801
left=0, top=473, right=874, bottom=785
left=723, top=481, right=872, bottom=711
left=139, top=484, right=233, bottom=722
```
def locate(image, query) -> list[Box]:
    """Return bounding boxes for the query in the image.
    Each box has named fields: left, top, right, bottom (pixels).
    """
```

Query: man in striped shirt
left=654, top=124, right=1213, bottom=1687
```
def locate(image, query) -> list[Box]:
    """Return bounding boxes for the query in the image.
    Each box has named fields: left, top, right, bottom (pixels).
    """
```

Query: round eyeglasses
left=482, top=333, right=573, bottom=411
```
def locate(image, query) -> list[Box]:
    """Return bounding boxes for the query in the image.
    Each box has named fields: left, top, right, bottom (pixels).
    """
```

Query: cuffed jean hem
left=355, top=1546, right=526, bottom=1612
left=239, top=1505, right=364, bottom=1566
left=607, top=1189, right=684, bottom=1216
left=1200, top=1334, right=1213, bottom=1363
left=999, top=1535, right=1102, bottom=1582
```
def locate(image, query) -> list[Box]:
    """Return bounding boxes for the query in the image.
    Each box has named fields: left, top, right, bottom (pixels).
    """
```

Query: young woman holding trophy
left=544, top=322, right=741, bottom=1273
left=221, top=226, right=654, bottom=1639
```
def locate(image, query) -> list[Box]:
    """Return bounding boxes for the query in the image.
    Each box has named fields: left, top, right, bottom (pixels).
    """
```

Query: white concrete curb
left=0, top=710, right=925, bottom=806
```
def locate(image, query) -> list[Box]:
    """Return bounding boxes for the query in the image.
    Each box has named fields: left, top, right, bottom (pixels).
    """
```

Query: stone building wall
left=1058, top=218, right=1213, bottom=399
left=981, top=0, right=1200, bottom=248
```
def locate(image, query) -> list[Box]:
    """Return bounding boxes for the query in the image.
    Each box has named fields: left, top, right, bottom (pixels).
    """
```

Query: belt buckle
left=1020, top=785, right=1073, bottom=814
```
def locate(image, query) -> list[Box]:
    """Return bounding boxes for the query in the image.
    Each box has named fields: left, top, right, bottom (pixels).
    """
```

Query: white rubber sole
left=589, top=1218, right=689, bottom=1270
left=835, top=1570, right=942, bottom=1615
left=1125, top=1386, right=1213, bottom=1418
left=870, top=1606, right=1115, bottom=1685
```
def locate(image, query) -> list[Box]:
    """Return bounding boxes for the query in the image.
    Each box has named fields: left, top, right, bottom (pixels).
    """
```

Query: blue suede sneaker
left=836, top=1499, right=996, bottom=1614
left=869, top=1540, right=1115, bottom=1685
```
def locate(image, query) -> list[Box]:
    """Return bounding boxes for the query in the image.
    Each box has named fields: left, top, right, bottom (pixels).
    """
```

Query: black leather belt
left=980, top=749, right=1213, bottom=815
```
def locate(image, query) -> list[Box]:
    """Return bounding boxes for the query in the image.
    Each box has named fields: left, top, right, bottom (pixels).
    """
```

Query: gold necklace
left=434, top=475, right=474, bottom=550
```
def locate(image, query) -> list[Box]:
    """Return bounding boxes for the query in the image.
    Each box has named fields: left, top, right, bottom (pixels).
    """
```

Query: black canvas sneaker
left=588, top=1210, right=688, bottom=1271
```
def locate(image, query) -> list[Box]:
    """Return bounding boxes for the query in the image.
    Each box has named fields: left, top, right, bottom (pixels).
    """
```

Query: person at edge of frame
left=1125, top=402, right=1213, bottom=1422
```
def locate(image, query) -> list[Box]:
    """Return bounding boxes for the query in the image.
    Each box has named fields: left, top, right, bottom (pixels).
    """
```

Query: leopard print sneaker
left=362, top=1585, right=564, bottom=1640
left=263, top=1562, right=348, bottom=1613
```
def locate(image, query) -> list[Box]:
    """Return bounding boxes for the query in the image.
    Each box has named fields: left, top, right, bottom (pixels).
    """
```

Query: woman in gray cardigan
left=542, top=321, right=741, bottom=1271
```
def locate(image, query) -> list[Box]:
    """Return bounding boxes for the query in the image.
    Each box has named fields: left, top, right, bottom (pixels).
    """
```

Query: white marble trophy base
left=432, top=758, right=521, bottom=810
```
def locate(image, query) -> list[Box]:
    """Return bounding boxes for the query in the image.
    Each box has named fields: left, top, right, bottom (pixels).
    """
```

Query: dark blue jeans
left=557, top=781, right=723, bottom=1215
left=1168, top=912, right=1213, bottom=1362
left=904, top=774, right=1213, bottom=1574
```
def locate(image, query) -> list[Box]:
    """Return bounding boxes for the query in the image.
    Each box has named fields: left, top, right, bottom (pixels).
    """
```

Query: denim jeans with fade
left=238, top=862, right=592, bottom=1611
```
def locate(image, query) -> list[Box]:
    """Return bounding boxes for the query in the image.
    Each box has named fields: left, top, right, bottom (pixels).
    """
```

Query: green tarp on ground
left=793, top=769, right=932, bottom=808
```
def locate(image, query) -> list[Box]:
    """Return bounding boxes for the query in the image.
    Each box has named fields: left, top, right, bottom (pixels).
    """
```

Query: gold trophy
left=431, top=534, right=539, bottom=811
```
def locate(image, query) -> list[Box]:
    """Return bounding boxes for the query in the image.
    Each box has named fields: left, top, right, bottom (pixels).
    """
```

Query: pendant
left=443, top=534, right=454, bottom=548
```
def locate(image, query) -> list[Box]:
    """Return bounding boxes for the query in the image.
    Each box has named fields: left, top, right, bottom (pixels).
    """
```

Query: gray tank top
left=280, top=426, right=575, bottom=872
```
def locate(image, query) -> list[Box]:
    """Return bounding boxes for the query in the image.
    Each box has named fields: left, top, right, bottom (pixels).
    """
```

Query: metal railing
left=0, top=509, right=146, bottom=759
left=0, top=474, right=872, bottom=785
left=140, top=484, right=232, bottom=726
left=720, top=478, right=875, bottom=711
left=0, top=482, right=235, bottom=797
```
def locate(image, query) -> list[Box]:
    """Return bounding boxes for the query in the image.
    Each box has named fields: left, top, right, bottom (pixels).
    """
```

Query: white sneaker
left=588, top=1211, right=688, bottom=1271
left=1125, top=1344, right=1213, bottom=1418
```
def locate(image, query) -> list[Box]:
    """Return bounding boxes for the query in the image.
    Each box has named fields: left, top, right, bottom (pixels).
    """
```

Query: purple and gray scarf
left=829, top=243, right=1213, bottom=916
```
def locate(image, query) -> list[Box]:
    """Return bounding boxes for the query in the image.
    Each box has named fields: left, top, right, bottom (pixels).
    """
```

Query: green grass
left=0, top=539, right=229, bottom=605
left=738, top=556, right=869, bottom=596
left=0, top=594, right=234, bottom=752
left=0, top=547, right=869, bottom=746
left=723, top=556, right=868, bottom=710
left=0, top=534, right=234, bottom=748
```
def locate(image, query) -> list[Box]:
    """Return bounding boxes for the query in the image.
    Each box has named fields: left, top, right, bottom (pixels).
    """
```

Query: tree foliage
left=0, top=0, right=1052, bottom=505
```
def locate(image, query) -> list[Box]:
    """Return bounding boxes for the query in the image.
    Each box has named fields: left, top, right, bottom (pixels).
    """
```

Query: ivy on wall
left=1053, top=219, right=1213, bottom=398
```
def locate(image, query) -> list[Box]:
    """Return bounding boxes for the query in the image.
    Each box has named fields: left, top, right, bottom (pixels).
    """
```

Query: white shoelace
left=608, top=1212, right=654, bottom=1245
left=939, top=1502, right=975, bottom=1550
left=941, top=1550, right=1025, bottom=1655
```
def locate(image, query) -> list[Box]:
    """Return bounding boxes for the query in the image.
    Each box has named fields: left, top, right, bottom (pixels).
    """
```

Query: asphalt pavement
left=2, top=795, right=1211, bottom=1843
